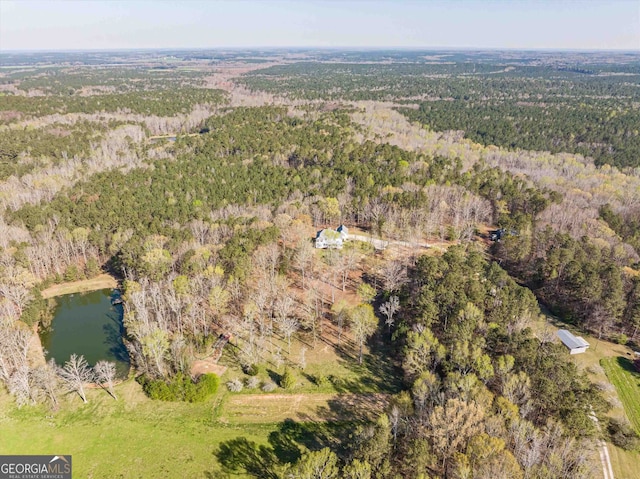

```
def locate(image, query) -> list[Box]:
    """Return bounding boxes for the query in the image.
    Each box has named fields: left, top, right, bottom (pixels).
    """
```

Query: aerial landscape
left=0, top=1, right=639, bottom=478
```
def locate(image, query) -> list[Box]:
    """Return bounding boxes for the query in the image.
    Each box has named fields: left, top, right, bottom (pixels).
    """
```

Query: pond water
left=40, top=289, right=130, bottom=377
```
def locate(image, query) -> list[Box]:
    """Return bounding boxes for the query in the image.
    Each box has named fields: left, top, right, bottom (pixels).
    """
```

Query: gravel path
left=590, top=411, right=615, bottom=479
left=347, top=234, right=432, bottom=250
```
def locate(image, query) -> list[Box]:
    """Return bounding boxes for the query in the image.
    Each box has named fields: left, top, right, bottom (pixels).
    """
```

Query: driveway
left=347, top=234, right=432, bottom=251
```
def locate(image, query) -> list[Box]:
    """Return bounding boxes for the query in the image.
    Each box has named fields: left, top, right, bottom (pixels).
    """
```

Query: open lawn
left=601, top=357, right=640, bottom=434
left=609, top=444, right=640, bottom=479
left=40, top=274, right=118, bottom=299
left=0, top=381, right=271, bottom=479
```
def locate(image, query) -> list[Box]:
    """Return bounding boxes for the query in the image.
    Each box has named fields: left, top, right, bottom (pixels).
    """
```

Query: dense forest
left=241, top=60, right=640, bottom=168
left=1, top=49, right=639, bottom=478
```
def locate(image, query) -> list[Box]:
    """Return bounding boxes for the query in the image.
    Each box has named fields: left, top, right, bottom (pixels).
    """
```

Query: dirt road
left=347, top=233, right=432, bottom=251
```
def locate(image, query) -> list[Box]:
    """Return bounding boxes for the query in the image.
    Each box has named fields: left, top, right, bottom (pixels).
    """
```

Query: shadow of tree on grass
left=216, top=437, right=281, bottom=479
left=213, top=392, right=381, bottom=477
left=616, top=356, right=640, bottom=375
left=329, top=330, right=403, bottom=395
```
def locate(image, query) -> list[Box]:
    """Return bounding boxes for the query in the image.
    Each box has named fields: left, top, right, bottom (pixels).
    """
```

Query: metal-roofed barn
left=557, top=329, right=590, bottom=354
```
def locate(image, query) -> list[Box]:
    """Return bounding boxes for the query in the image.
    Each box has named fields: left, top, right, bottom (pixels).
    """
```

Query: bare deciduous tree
left=277, top=314, right=300, bottom=354
left=0, top=283, right=31, bottom=317
left=0, top=316, right=32, bottom=405
left=7, top=364, right=33, bottom=407
left=30, top=359, right=60, bottom=409
left=94, top=360, right=118, bottom=399
left=426, top=398, right=485, bottom=471
left=274, top=293, right=295, bottom=325
left=294, top=239, right=315, bottom=289
left=366, top=197, right=389, bottom=236
left=58, top=354, right=93, bottom=403
left=380, top=295, right=400, bottom=334
left=140, top=328, right=169, bottom=378
left=380, top=260, right=407, bottom=293
left=348, top=304, right=378, bottom=364
left=253, top=243, right=280, bottom=281
left=331, top=300, right=349, bottom=346
left=338, top=248, right=359, bottom=292
left=299, top=347, right=307, bottom=370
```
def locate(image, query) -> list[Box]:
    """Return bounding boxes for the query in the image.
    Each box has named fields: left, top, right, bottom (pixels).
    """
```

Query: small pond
left=40, top=289, right=130, bottom=378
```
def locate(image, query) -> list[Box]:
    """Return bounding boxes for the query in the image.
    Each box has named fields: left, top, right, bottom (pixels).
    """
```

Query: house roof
left=557, top=330, right=590, bottom=350
left=316, top=229, right=341, bottom=240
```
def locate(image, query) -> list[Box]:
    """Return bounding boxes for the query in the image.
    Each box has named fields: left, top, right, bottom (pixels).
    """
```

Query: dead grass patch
left=41, top=274, right=118, bottom=299
left=221, top=392, right=388, bottom=424
left=191, top=359, right=228, bottom=378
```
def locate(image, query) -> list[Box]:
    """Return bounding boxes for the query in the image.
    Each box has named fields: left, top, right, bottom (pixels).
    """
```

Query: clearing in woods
left=40, top=274, right=118, bottom=299
left=601, top=356, right=640, bottom=434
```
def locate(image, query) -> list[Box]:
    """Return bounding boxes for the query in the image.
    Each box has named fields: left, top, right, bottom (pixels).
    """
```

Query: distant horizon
left=2, top=45, right=639, bottom=54
left=1, top=1, right=638, bottom=52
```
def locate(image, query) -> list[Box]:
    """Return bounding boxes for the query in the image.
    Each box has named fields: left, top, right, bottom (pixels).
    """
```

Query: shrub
left=137, top=372, right=218, bottom=402
left=245, top=377, right=261, bottom=389
left=445, top=225, right=457, bottom=241
left=328, top=374, right=345, bottom=389
left=587, top=364, right=605, bottom=376
left=138, top=374, right=172, bottom=400
left=608, top=419, right=640, bottom=451
left=85, top=257, right=101, bottom=277
left=243, top=364, right=259, bottom=376
left=19, top=290, right=49, bottom=327
left=226, top=378, right=244, bottom=392
left=138, top=375, right=173, bottom=401
left=262, top=380, right=277, bottom=392
left=280, top=368, right=296, bottom=390
left=64, top=265, right=80, bottom=282
left=191, top=374, right=219, bottom=401
left=313, top=374, right=329, bottom=388
left=613, top=333, right=629, bottom=345
left=595, top=381, right=615, bottom=392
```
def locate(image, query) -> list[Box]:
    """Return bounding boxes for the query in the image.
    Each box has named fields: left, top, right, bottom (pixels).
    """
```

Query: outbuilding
left=557, top=329, right=590, bottom=354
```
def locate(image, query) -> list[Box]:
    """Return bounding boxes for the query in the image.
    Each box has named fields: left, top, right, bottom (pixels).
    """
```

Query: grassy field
left=0, top=382, right=383, bottom=479
left=40, top=274, right=118, bottom=299
left=0, top=380, right=269, bottom=479
left=601, top=357, right=640, bottom=434
left=609, top=444, right=640, bottom=479
left=2, top=329, right=395, bottom=479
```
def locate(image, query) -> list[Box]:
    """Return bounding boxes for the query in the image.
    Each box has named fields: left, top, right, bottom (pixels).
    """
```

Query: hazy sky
left=1, top=0, right=638, bottom=51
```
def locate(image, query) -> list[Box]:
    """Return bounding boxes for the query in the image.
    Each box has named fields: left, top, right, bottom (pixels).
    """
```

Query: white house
left=557, top=329, right=590, bottom=354
left=315, top=225, right=348, bottom=249
left=337, top=225, right=348, bottom=240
